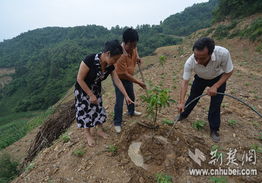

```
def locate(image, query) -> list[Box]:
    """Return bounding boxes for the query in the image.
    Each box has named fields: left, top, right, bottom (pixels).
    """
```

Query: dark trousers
left=114, top=79, right=135, bottom=126
left=181, top=74, right=226, bottom=131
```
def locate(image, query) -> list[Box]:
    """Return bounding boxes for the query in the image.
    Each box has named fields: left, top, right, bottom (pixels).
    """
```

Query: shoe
left=133, top=111, right=142, bottom=116
left=210, top=131, right=220, bottom=142
left=124, top=111, right=142, bottom=116
left=114, top=126, right=121, bottom=133
left=175, top=114, right=187, bottom=121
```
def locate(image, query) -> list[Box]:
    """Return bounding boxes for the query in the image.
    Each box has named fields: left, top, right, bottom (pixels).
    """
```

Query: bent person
left=74, top=40, right=133, bottom=147
left=177, top=37, right=234, bottom=142
left=113, top=28, right=146, bottom=133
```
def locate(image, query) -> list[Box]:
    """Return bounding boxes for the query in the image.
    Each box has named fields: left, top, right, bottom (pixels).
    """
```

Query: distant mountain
left=161, top=0, right=218, bottom=36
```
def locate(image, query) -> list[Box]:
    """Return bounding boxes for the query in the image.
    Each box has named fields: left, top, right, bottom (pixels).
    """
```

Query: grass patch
left=192, top=120, right=206, bottom=130
left=162, top=119, right=174, bottom=125
left=209, top=176, right=228, bottom=183
left=72, top=148, right=86, bottom=157
left=156, top=173, right=173, bottom=183
left=60, top=133, right=71, bottom=143
left=250, top=144, right=262, bottom=153
left=227, top=119, right=237, bottom=127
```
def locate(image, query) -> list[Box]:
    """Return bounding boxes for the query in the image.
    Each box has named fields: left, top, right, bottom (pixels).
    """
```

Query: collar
left=95, top=53, right=102, bottom=66
left=121, top=43, right=128, bottom=55
left=193, top=52, right=216, bottom=64
left=211, top=52, right=216, bottom=61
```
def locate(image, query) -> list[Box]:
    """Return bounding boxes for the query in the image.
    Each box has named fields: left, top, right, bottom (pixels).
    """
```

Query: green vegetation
left=213, top=21, right=238, bottom=40
left=141, top=86, right=176, bottom=124
left=24, top=163, right=35, bottom=173
left=60, top=133, right=71, bottom=143
left=156, top=173, right=173, bottom=183
left=72, top=148, right=86, bottom=157
left=162, top=119, right=174, bottom=125
left=192, top=120, right=206, bottom=130
left=159, top=55, right=167, bottom=67
left=106, top=145, right=118, bottom=156
left=227, top=119, right=237, bottom=127
left=211, top=145, right=223, bottom=158
left=0, top=153, right=19, bottom=183
left=239, top=18, right=262, bottom=41
left=0, top=108, right=54, bottom=150
left=209, top=176, right=228, bottom=183
left=213, top=0, right=262, bottom=22
left=250, top=144, right=262, bottom=153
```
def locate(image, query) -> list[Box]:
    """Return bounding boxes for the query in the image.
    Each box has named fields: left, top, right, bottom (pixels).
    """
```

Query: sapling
left=141, top=86, right=176, bottom=126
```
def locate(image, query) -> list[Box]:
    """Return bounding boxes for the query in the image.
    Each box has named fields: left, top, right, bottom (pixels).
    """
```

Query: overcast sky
left=0, top=0, right=208, bottom=42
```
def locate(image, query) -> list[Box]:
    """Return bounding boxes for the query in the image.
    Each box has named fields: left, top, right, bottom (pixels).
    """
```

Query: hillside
left=3, top=15, right=262, bottom=183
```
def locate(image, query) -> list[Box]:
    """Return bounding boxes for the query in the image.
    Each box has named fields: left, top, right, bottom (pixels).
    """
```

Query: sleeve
left=116, top=55, right=127, bottom=74
left=182, top=56, right=193, bottom=81
left=82, top=54, right=94, bottom=68
left=221, top=49, right=234, bottom=73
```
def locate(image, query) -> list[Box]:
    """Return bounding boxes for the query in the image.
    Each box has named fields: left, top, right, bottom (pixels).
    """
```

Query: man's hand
left=137, top=57, right=142, bottom=65
left=177, top=103, right=185, bottom=113
left=138, top=82, right=147, bottom=89
left=90, top=94, right=98, bottom=104
left=207, top=86, right=218, bottom=96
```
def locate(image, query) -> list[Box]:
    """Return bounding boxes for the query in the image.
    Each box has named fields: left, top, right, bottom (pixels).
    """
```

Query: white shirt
left=183, top=46, right=234, bottom=80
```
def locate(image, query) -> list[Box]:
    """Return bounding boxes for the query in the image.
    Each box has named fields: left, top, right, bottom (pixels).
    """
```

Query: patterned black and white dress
left=74, top=53, right=115, bottom=128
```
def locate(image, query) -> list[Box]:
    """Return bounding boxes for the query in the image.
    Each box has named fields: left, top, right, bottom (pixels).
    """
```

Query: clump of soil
left=118, top=122, right=211, bottom=179
left=140, top=136, right=167, bottom=165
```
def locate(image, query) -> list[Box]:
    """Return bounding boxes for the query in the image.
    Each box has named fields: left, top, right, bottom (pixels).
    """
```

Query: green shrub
left=0, top=153, right=19, bottom=183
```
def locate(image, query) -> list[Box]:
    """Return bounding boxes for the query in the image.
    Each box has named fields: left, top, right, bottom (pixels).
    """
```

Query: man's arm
left=178, top=80, right=190, bottom=113
left=207, top=70, right=233, bottom=96
left=117, top=55, right=146, bottom=89
left=178, top=57, right=193, bottom=112
left=207, top=49, right=234, bottom=96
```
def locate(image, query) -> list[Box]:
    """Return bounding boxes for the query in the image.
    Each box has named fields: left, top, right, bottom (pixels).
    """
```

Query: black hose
left=184, top=92, right=262, bottom=118
left=167, top=92, right=262, bottom=137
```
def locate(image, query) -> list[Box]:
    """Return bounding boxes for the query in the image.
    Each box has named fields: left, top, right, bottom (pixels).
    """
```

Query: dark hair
left=103, top=39, right=123, bottom=56
left=192, top=37, right=215, bottom=55
left=122, top=28, right=139, bottom=43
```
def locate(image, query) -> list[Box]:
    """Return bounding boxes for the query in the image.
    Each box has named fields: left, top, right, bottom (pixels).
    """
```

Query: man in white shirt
left=177, top=37, right=234, bottom=142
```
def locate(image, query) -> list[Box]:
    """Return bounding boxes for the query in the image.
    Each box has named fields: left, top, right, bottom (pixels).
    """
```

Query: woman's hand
left=125, top=95, right=134, bottom=105
left=90, top=94, right=98, bottom=104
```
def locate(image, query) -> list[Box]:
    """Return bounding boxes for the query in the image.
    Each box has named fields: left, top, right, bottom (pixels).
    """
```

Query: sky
left=0, top=0, right=208, bottom=42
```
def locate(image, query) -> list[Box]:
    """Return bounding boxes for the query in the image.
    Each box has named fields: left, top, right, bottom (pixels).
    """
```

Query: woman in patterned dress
left=75, top=40, right=133, bottom=146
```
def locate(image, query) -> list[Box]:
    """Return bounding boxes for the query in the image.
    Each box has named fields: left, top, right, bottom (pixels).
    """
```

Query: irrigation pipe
left=167, top=92, right=262, bottom=137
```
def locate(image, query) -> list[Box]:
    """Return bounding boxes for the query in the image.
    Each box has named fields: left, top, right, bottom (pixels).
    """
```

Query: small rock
left=139, top=177, right=145, bottom=183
